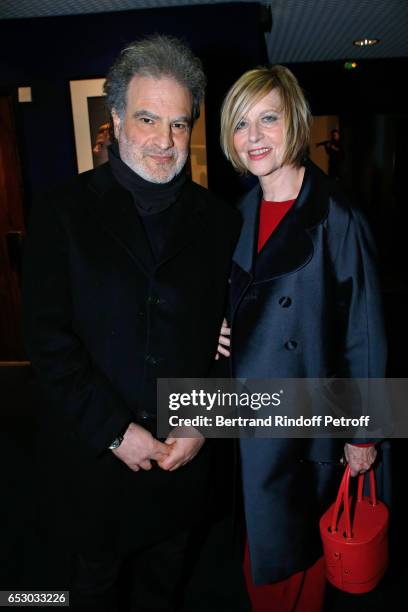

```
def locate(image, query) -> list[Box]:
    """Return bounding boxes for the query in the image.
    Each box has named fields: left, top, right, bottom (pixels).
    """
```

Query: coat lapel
left=231, top=162, right=330, bottom=313
left=156, top=181, right=210, bottom=269
left=86, top=164, right=155, bottom=275
left=254, top=199, right=313, bottom=283
left=230, top=184, right=259, bottom=318
left=86, top=165, right=211, bottom=274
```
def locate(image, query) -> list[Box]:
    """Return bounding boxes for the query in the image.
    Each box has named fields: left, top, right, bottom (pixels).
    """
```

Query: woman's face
left=233, top=88, right=286, bottom=177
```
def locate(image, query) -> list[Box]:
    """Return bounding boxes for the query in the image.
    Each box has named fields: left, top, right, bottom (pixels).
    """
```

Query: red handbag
left=319, top=465, right=389, bottom=593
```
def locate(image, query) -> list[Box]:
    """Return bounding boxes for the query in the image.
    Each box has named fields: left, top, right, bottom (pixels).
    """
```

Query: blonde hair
left=220, top=65, right=311, bottom=173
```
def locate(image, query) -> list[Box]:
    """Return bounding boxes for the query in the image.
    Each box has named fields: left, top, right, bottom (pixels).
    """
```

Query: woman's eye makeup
left=235, top=119, right=248, bottom=131
left=234, top=112, right=279, bottom=132
left=261, top=113, right=278, bottom=124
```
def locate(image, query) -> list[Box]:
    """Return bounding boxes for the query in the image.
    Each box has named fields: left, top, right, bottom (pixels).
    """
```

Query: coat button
left=279, top=296, right=292, bottom=308
left=284, top=340, right=298, bottom=350
left=145, top=354, right=158, bottom=365
left=147, top=296, right=165, bottom=305
left=138, top=409, right=151, bottom=419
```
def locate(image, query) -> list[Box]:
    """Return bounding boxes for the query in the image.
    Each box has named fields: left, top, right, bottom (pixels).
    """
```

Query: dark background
left=0, top=3, right=265, bottom=201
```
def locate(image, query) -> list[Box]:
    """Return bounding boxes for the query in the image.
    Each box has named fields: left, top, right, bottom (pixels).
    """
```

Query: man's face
left=112, top=75, right=192, bottom=183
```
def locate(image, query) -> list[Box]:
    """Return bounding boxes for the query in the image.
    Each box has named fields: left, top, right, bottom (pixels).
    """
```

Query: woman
left=218, top=66, right=386, bottom=611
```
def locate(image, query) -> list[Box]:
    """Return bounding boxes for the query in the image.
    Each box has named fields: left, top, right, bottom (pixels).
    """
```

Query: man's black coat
left=22, top=163, right=240, bottom=553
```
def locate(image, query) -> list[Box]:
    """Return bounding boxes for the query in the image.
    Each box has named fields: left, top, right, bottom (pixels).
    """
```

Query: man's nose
left=155, top=124, right=174, bottom=149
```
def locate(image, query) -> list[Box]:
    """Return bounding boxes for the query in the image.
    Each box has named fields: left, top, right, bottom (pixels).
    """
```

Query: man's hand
left=344, top=443, right=377, bottom=477
left=215, top=318, right=231, bottom=360
left=158, top=426, right=205, bottom=471
left=112, top=422, right=170, bottom=472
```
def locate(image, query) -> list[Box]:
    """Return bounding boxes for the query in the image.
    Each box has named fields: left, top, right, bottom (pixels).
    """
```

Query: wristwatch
left=108, top=433, right=124, bottom=450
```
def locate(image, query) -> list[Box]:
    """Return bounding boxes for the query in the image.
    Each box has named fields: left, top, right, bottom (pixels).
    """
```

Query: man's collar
left=107, top=142, right=188, bottom=215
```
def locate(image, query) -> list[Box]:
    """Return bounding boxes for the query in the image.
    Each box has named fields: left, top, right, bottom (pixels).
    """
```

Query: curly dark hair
left=104, top=34, right=206, bottom=121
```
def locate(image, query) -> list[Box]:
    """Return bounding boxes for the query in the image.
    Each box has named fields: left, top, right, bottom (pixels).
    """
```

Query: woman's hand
left=215, top=318, right=231, bottom=360
left=343, top=443, right=377, bottom=477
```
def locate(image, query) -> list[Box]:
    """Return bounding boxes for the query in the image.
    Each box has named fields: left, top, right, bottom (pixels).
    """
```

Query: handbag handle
left=357, top=467, right=377, bottom=505
left=330, top=466, right=377, bottom=539
left=330, top=465, right=352, bottom=538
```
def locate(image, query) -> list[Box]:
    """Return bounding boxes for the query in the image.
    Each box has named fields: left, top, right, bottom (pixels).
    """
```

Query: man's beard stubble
left=118, top=132, right=188, bottom=184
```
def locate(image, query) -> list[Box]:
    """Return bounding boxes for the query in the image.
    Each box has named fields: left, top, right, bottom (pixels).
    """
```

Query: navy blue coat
left=229, top=161, right=387, bottom=584
left=22, top=163, right=241, bottom=553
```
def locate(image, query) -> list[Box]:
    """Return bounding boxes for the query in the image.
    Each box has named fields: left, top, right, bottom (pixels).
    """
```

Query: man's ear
left=112, top=109, right=121, bottom=140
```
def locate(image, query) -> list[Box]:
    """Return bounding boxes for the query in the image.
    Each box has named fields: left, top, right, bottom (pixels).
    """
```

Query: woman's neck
left=259, top=164, right=305, bottom=202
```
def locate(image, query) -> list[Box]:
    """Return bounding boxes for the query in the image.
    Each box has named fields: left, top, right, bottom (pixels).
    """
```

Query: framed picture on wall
left=69, top=78, right=208, bottom=187
left=69, top=78, right=110, bottom=172
left=189, top=101, right=208, bottom=188
left=309, top=115, right=340, bottom=176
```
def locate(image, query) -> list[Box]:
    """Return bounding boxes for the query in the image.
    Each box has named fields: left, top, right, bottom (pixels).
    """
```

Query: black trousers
left=70, top=529, right=191, bottom=612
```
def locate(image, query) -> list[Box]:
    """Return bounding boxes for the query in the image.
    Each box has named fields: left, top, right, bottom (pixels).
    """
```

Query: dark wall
left=0, top=3, right=267, bottom=204
left=288, top=59, right=408, bottom=278
left=287, top=59, right=408, bottom=211
left=287, top=59, right=408, bottom=377
left=287, top=58, right=408, bottom=116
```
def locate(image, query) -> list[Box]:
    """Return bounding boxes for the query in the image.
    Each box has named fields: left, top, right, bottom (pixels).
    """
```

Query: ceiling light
left=353, top=38, right=379, bottom=47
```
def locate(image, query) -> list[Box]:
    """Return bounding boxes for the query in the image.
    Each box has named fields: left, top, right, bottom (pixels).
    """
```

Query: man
left=23, top=35, right=241, bottom=611
left=316, top=128, right=344, bottom=180
left=92, top=122, right=111, bottom=166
